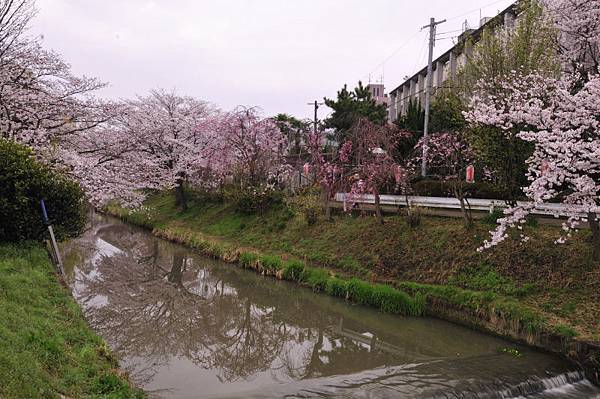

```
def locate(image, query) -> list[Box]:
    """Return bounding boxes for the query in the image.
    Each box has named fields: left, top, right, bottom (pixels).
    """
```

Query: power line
left=356, top=0, right=512, bottom=89
left=361, top=29, right=422, bottom=81
left=436, top=28, right=463, bottom=35
left=409, top=32, right=429, bottom=77
left=445, top=0, right=509, bottom=22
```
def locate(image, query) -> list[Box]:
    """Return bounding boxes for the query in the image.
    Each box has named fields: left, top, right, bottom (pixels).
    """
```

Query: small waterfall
left=433, top=371, right=600, bottom=399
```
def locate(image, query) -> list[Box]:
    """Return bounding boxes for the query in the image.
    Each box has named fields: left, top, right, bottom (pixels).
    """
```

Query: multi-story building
left=388, top=2, right=518, bottom=123
left=366, top=83, right=390, bottom=107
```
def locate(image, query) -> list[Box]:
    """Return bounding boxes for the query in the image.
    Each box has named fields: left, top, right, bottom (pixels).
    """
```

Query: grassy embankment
left=0, top=242, right=144, bottom=399
left=107, top=191, right=600, bottom=343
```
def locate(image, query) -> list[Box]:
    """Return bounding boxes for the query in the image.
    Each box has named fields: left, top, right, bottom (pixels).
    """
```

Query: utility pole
left=307, top=100, right=324, bottom=136
left=421, top=17, right=445, bottom=177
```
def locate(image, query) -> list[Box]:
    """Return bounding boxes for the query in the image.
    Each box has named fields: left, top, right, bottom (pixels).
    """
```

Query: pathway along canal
left=62, top=214, right=600, bottom=399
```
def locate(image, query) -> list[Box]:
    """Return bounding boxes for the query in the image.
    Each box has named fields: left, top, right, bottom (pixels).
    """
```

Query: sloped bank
left=0, top=242, right=144, bottom=398
left=105, top=203, right=599, bottom=386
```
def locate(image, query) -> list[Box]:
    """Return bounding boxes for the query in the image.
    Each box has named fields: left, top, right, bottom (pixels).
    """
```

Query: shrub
left=0, top=140, right=85, bottom=242
left=370, top=284, right=416, bottom=315
left=259, top=254, right=283, bottom=272
left=346, top=278, right=373, bottom=305
left=286, top=187, right=322, bottom=225
left=325, top=278, right=347, bottom=298
left=225, top=183, right=283, bottom=214
left=282, top=260, right=305, bottom=281
left=300, top=267, right=329, bottom=291
left=239, top=252, right=259, bottom=268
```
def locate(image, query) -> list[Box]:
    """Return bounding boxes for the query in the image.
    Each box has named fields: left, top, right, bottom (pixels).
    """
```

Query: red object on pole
left=303, top=163, right=310, bottom=176
left=466, top=164, right=475, bottom=183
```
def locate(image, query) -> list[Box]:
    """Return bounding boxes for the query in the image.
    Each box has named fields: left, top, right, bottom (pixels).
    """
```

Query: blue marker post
left=40, top=199, right=64, bottom=276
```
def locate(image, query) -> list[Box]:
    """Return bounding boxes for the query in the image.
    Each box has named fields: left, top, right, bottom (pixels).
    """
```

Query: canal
left=62, top=214, right=600, bottom=398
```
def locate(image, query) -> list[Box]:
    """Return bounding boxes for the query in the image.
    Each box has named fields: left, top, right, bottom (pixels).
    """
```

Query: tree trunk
left=588, top=212, right=600, bottom=261
left=175, top=181, right=187, bottom=211
left=456, top=188, right=472, bottom=229
left=169, top=252, right=185, bottom=287
left=322, top=188, right=332, bottom=221
left=374, top=191, right=384, bottom=225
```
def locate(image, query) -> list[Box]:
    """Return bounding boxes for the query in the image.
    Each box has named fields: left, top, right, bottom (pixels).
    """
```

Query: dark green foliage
left=395, top=98, right=424, bottom=133
left=324, top=81, right=388, bottom=143
left=393, top=99, right=422, bottom=159
left=274, top=114, right=310, bottom=155
left=0, top=140, right=86, bottom=242
left=429, top=89, right=466, bottom=133
left=282, top=260, right=305, bottom=281
left=466, top=126, right=534, bottom=203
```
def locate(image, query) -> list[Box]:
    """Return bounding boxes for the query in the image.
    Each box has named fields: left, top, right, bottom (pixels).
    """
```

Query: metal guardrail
left=334, top=193, right=586, bottom=218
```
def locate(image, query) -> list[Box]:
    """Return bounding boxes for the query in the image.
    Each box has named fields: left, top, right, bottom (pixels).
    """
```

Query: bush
left=282, top=260, right=305, bottom=281
left=300, top=267, right=329, bottom=291
left=258, top=254, right=283, bottom=272
left=225, top=183, right=283, bottom=213
left=325, top=278, right=348, bottom=297
left=370, top=284, right=416, bottom=314
left=239, top=252, right=259, bottom=268
left=346, top=278, right=373, bottom=305
left=0, top=140, right=85, bottom=242
left=286, top=186, right=322, bottom=225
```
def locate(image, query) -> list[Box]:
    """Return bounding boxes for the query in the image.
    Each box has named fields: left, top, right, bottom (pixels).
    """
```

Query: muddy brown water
left=62, top=214, right=600, bottom=399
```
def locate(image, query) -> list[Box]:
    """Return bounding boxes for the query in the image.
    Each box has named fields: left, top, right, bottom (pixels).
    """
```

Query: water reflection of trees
left=73, top=222, right=413, bottom=387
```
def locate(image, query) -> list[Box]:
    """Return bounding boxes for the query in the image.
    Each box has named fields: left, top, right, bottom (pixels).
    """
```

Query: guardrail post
left=40, top=199, right=65, bottom=277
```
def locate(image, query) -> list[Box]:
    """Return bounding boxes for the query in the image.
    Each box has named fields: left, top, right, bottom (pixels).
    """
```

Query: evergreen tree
left=394, top=99, right=423, bottom=159
left=323, top=81, right=388, bottom=144
left=274, top=113, right=310, bottom=155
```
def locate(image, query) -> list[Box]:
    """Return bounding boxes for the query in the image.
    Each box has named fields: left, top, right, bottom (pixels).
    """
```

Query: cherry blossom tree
left=306, top=129, right=343, bottom=221
left=343, top=118, right=410, bottom=224
left=548, top=0, right=600, bottom=84
left=0, top=0, right=108, bottom=152
left=466, top=0, right=600, bottom=258
left=201, top=107, right=289, bottom=212
left=73, top=90, right=215, bottom=210
left=467, top=72, right=600, bottom=258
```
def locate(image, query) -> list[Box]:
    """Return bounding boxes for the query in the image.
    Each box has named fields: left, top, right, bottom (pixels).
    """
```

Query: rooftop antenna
left=462, top=19, right=470, bottom=32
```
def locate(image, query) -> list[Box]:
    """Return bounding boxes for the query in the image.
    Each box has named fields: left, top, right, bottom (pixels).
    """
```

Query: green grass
left=0, top=242, right=143, bottom=399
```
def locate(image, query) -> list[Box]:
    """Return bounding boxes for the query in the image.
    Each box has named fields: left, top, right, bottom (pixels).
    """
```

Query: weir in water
left=62, top=214, right=600, bottom=399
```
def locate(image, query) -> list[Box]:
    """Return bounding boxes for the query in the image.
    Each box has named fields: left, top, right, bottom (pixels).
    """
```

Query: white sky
left=31, top=0, right=514, bottom=120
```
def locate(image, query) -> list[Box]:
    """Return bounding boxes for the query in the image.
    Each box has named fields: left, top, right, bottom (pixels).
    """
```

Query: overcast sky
left=31, top=0, right=514, bottom=120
